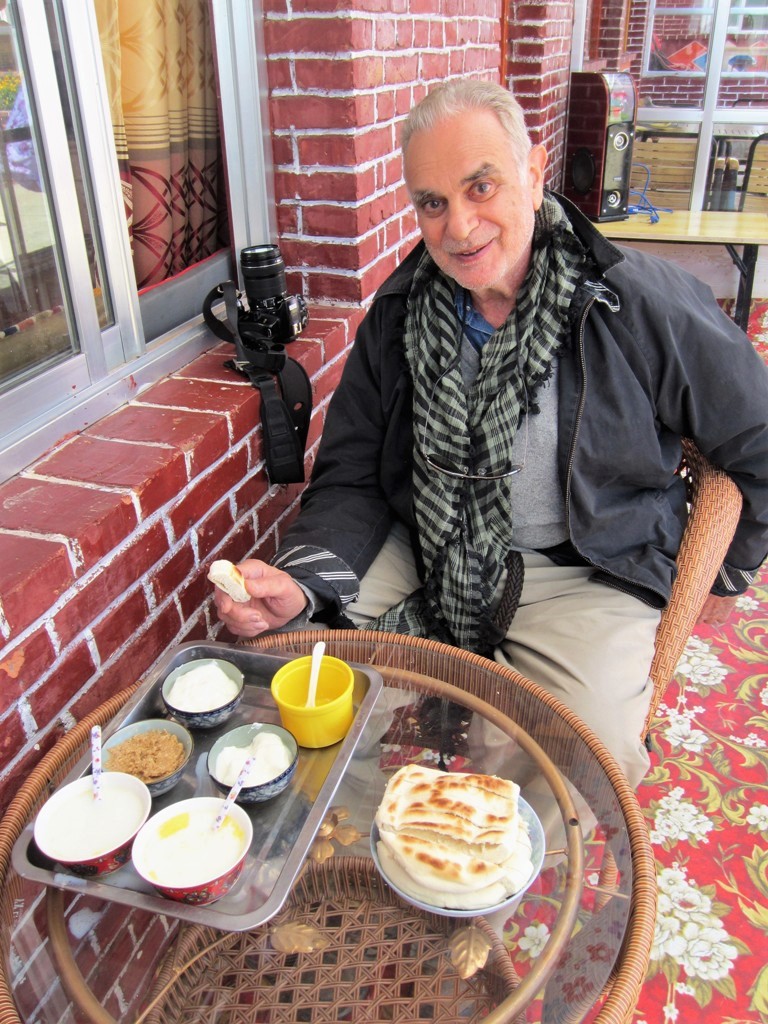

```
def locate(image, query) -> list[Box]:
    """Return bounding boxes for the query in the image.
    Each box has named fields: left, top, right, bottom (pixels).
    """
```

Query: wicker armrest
left=645, top=438, right=742, bottom=734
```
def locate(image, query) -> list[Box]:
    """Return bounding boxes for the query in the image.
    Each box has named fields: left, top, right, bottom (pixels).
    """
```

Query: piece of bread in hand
left=207, top=559, right=251, bottom=603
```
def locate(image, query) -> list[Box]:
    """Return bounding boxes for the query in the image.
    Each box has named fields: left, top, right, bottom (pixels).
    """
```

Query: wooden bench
left=630, top=135, right=700, bottom=210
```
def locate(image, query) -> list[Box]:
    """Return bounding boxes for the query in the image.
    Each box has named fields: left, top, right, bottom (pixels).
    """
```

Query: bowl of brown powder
left=103, top=719, right=193, bottom=796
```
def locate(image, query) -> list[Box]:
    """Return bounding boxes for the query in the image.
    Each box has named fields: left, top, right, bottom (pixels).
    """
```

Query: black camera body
left=237, top=244, right=308, bottom=349
left=201, top=244, right=312, bottom=485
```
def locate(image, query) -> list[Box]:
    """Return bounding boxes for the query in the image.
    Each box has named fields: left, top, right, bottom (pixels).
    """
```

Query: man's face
left=404, top=109, right=547, bottom=306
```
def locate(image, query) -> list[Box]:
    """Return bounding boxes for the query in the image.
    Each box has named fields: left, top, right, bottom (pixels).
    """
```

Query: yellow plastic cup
left=270, top=655, right=355, bottom=748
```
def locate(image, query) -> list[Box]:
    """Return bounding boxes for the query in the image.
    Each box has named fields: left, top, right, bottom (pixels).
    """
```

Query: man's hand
left=697, top=593, right=738, bottom=628
left=212, top=559, right=308, bottom=637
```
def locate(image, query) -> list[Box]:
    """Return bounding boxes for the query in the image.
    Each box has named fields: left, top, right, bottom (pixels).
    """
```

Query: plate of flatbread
left=370, top=763, right=545, bottom=917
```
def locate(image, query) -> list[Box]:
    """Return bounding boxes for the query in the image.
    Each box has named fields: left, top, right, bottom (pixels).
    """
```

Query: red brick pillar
left=263, top=0, right=503, bottom=305
left=502, top=1, right=576, bottom=186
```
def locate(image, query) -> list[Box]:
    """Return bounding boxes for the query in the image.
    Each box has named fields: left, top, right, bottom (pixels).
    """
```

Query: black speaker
left=563, top=72, right=636, bottom=222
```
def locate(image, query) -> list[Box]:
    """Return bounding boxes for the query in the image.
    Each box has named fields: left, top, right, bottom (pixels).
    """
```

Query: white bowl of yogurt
left=162, top=658, right=244, bottom=729
left=132, top=797, right=253, bottom=905
left=207, top=723, right=299, bottom=803
left=33, top=772, right=152, bottom=877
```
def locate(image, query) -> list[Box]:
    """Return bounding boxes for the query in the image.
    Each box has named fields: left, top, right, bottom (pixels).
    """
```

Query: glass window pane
left=635, top=4, right=714, bottom=108
left=704, top=122, right=768, bottom=217
left=718, top=2, right=768, bottom=104
left=649, top=13, right=712, bottom=73
left=0, top=13, right=76, bottom=393
left=0, top=0, right=264, bottom=481
left=45, top=1, right=113, bottom=333
left=725, top=2, right=768, bottom=70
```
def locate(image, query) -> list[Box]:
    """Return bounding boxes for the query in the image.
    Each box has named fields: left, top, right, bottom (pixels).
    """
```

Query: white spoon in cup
left=306, top=640, right=326, bottom=708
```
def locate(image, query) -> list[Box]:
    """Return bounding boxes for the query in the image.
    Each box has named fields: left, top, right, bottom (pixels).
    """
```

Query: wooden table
left=0, top=632, right=657, bottom=1024
left=598, top=209, right=767, bottom=332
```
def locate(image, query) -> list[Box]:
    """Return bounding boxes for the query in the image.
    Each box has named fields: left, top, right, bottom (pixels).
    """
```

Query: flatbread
left=375, top=764, right=521, bottom=863
left=376, top=842, right=510, bottom=911
left=378, top=817, right=532, bottom=895
left=374, top=763, right=532, bottom=910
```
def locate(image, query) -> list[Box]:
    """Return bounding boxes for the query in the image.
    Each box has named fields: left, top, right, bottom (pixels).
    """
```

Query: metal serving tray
left=12, top=641, right=383, bottom=931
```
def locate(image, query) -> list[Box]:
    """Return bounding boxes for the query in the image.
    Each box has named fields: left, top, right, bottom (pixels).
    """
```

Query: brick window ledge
left=0, top=305, right=362, bottom=809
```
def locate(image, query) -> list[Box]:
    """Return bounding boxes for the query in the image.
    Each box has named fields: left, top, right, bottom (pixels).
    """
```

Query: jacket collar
left=373, top=239, right=426, bottom=301
left=551, top=191, right=627, bottom=276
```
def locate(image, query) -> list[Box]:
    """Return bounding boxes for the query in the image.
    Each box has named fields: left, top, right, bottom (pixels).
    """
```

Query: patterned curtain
left=94, top=0, right=226, bottom=289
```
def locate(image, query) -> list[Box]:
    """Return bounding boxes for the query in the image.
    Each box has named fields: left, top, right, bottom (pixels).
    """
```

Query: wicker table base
left=140, top=857, right=522, bottom=1023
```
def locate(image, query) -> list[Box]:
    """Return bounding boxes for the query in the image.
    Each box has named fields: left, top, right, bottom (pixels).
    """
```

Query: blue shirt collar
left=455, top=286, right=495, bottom=351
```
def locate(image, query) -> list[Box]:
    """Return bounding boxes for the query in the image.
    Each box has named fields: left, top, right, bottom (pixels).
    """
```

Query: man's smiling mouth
left=452, top=242, right=490, bottom=258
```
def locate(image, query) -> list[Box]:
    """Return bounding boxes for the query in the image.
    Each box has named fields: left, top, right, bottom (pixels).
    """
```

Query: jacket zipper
left=564, top=295, right=592, bottom=539
left=564, top=296, right=666, bottom=607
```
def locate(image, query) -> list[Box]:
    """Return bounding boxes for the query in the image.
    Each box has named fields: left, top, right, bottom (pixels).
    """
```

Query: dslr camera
left=236, top=244, right=308, bottom=349
left=201, top=244, right=312, bottom=485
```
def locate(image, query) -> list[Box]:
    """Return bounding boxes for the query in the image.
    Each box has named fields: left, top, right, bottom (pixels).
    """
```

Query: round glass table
left=0, top=631, right=655, bottom=1023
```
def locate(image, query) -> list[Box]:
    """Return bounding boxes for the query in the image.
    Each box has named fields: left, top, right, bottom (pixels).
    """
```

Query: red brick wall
left=0, top=307, right=360, bottom=808
left=502, top=0, right=575, bottom=187
left=595, top=0, right=629, bottom=63
left=8, top=898, right=177, bottom=1022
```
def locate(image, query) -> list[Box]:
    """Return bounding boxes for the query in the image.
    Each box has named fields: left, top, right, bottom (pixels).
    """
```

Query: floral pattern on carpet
left=634, top=564, right=768, bottom=1024
left=501, top=300, right=768, bottom=1023
left=634, top=299, right=768, bottom=1024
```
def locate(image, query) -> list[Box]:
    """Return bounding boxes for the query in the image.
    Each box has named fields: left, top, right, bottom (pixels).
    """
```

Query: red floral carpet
left=632, top=572, right=768, bottom=1023
left=501, top=300, right=768, bottom=1023
left=631, top=300, right=768, bottom=1024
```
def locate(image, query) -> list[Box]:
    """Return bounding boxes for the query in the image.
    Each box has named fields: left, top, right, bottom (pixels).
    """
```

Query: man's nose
left=445, top=202, right=478, bottom=242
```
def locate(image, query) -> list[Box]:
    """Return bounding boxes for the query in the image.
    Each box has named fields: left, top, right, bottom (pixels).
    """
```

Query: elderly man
left=214, top=79, right=768, bottom=790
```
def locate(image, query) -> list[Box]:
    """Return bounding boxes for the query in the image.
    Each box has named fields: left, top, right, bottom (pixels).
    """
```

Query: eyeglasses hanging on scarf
left=418, top=358, right=530, bottom=481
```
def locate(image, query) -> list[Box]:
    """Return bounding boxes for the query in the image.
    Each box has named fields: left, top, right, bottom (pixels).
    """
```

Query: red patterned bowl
left=131, top=797, right=252, bottom=905
left=33, top=773, right=152, bottom=877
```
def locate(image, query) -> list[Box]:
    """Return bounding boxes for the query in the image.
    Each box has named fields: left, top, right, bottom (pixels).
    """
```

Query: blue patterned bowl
left=207, top=723, right=299, bottom=803
left=102, top=718, right=193, bottom=796
left=161, top=658, right=244, bottom=730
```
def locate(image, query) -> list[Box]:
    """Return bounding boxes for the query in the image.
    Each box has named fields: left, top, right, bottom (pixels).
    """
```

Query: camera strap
left=202, top=282, right=312, bottom=484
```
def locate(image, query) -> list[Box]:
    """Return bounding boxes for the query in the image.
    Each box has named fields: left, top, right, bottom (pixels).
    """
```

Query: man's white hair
left=401, top=79, right=533, bottom=168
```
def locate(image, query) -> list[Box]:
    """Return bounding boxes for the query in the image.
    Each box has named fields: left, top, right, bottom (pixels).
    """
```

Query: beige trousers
left=346, top=521, right=660, bottom=792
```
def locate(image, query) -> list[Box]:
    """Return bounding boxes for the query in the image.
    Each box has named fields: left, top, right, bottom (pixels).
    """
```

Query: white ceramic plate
left=370, top=796, right=545, bottom=919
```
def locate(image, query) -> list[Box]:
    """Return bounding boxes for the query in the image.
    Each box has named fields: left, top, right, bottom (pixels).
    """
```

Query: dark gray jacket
left=277, top=195, right=768, bottom=619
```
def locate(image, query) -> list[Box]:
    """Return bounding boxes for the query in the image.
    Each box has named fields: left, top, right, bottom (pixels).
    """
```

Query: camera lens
left=240, top=244, right=287, bottom=302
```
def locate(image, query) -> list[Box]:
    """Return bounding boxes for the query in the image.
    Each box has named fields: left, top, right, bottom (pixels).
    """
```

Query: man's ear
left=529, top=144, right=548, bottom=209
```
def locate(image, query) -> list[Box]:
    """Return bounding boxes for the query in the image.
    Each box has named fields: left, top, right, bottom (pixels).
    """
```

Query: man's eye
left=472, top=181, right=495, bottom=199
left=420, top=198, right=444, bottom=215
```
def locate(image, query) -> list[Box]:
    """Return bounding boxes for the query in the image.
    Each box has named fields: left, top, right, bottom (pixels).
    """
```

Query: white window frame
left=0, top=0, right=275, bottom=482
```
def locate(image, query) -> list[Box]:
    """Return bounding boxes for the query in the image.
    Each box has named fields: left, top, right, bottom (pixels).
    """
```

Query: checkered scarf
left=366, top=196, right=587, bottom=653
